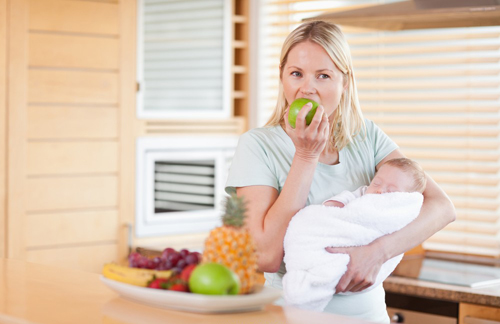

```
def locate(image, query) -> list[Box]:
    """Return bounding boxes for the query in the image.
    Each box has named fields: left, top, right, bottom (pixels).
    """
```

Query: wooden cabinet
left=459, top=303, right=500, bottom=324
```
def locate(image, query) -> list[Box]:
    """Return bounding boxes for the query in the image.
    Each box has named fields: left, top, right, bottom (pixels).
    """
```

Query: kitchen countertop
left=384, top=275, right=500, bottom=307
left=0, top=258, right=375, bottom=324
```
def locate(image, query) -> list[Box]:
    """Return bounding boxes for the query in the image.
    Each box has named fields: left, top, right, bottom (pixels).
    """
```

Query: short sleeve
left=225, top=131, right=279, bottom=194
left=365, top=119, right=399, bottom=165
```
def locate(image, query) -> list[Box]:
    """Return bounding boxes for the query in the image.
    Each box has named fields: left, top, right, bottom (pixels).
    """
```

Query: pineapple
left=202, top=193, right=258, bottom=294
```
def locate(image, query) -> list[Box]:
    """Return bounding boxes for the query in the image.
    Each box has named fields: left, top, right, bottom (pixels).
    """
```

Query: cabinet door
left=460, top=303, right=500, bottom=324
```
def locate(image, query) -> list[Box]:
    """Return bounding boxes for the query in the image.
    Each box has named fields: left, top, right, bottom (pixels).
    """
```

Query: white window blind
left=137, top=0, right=231, bottom=119
left=258, top=0, right=500, bottom=258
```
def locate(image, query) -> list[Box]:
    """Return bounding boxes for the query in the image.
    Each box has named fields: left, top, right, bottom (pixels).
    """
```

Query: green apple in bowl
left=288, top=98, right=319, bottom=129
left=188, top=263, right=240, bottom=295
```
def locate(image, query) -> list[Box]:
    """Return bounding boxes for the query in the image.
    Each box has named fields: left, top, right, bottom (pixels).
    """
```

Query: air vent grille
left=154, top=160, right=216, bottom=212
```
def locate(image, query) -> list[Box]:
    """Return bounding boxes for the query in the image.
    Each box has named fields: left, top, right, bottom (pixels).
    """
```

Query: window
left=257, top=0, right=500, bottom=258
left=137, top=0, right=232, bottom=119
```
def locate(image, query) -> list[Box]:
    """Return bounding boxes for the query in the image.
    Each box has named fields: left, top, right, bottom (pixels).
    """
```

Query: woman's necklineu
left=319, top=148, right=340, bottom=165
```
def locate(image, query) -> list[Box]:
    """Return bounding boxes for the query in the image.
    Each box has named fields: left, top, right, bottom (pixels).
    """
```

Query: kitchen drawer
left=386, top=292, right=458, bottom=324
left=388, top=307, right=458, bottom=324
left=459, top=303, right=500, bottom=324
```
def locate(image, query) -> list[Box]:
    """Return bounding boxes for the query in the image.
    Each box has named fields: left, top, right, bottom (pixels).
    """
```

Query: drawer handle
left=391, top=312, right=405, bottom=323
left=464, top=316, right=500, bottom=324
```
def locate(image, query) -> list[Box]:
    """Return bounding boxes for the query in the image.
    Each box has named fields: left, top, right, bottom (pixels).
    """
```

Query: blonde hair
left=264, top=21, right=365, bottom=151
left=382, top=158, right=427, bottom=193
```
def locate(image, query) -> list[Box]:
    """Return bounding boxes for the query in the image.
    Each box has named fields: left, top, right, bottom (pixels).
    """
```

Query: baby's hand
left=323, top=200, right=345, bottom=208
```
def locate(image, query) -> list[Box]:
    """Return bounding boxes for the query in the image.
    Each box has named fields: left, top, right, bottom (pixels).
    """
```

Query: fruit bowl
left=100, top=276, right=282, bottom=313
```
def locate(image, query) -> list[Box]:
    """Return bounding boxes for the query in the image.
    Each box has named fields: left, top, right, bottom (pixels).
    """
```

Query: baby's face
left=365, top=165, right=415, bottom=195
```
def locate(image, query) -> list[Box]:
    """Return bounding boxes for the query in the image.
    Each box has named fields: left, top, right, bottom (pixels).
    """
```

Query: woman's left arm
left=328, top=149, right=456, bottom=293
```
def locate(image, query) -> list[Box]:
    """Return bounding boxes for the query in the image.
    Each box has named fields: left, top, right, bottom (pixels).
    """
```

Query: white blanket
left=282, top=192, right=423, bottom=312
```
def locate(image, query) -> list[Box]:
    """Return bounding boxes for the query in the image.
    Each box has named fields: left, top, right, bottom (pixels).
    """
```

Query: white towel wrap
left=283, top=192, right=423, bottom=312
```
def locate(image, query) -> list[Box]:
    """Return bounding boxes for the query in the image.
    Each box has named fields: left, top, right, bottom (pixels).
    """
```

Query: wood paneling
left=27, top=106, right=118, bottom=139
left=0, top=0, right=6, bottom=258
left=233, top=0, right=250, bottom=130
left=26, top=243, right=118, bottom=273
left=28, top=70, right=118, bottom=104
left=134, top=232, right=207, bottom=253
left=29, top=0, right=119, bottom=35
left=26, top=176, right=117, bottom=212
left=29, top=33, right=119, bottom=70
left=142, top=118, right=245, bottom=135
left=4, top=0, right=124, bottom=271
left=26, top=210, right=118, bottom=248
left=7, top=0, right=28, bottom=259
left=118, top=0, right=138, bottom=264
left=27, top=141, right=118, bottom=175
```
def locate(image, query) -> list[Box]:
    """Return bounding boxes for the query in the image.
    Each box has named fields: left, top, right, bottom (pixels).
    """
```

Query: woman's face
left=281, top=41, right=346, bottom=119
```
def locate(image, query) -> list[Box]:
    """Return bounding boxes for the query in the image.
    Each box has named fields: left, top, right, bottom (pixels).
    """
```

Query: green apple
left=188, top=263, right=240, bottom=295
left=288, top=98, right=319, bottom=129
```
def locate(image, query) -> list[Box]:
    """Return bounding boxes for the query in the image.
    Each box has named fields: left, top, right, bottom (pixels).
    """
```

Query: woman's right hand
left=240, top=104, right=329, bottom=272
left=284, top=103, right=329, bottom=162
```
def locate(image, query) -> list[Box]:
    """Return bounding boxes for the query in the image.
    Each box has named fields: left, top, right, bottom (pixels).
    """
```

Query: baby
left=324, top=157, right=427, bottom=208
left=283, top=157, right=427, bottom=311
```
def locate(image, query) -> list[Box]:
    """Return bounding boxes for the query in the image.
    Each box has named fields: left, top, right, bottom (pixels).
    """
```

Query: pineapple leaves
left=222, top=193, right=248, bottom=228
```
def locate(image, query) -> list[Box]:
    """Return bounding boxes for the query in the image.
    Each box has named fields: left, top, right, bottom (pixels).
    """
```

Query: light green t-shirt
left=225, top=119, right=397, bottom=323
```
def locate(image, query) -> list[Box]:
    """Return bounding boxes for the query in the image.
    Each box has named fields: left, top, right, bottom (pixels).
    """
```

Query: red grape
left=137, top=257, right=149, bottom=269
left=185, top=252, right=200, bottom=265
left=176, top=259, right=187, bottom=269
left=179, top=249, right=189, bottom=258
left=167, top=252, right=182, bottom=267
left=161, top=247, right=176, bottom=260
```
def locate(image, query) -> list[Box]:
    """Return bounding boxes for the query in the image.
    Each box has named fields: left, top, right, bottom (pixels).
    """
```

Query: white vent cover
left=136, top=136, right=237, bottom=237
left=154, top=160, right=216, bottom=212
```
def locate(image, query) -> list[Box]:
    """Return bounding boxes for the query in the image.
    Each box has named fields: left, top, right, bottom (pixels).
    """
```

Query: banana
left=102, top=263, right=173, bottom=287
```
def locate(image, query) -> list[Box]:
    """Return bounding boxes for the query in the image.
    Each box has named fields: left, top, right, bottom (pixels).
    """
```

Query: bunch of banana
left=102, top=263, right=173, bottom=287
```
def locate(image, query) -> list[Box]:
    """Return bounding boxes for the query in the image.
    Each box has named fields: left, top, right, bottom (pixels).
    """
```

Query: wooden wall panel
left=29, top=0, right=119, bottom=35
left=26, top=243, right=118, bottom=273
left=4, top=0, right=124, bottom=272
left=118, top=0, right=138, bottom=264
left=7, top=0, right=29, bottom=259
left=86, top=0, right=119, bottom=3
left=27, top=106, right=118, bottom=139
left=0, top=0, right=6, bottom=258
left=28, top=70, right=118, bottom=104
left=25, top=210, right=118, bottom=248
left=29, top=33, right=119, bottom=70
left=27, top=142, right=118, bottom=175
left=26, top=176, right=118, bottom=212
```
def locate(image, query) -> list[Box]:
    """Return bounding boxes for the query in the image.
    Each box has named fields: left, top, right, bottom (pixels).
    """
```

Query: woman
left=225, top=21, right=455, bottom=322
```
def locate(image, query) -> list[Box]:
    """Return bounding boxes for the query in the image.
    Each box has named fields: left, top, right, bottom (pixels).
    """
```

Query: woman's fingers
left=318, top=107, right=330, bottom=135
left=308, top=104, right=323, bottom=127
left=287, top=102, right=328, bottom=160
left=294, top=102, right=313, bottom=131
left=326, top=245, right=378, bottom=294
left=325, top=246, right=347, bottom=254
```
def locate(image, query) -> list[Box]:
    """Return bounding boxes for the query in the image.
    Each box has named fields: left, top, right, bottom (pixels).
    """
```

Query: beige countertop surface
left=384, top=275, right=500, bottom=307
left=0, top=258, right=376, bottom=324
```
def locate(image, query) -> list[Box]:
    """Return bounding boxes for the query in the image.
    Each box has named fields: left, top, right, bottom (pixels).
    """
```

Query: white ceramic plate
left=100, top=276, right=282, bottom=313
